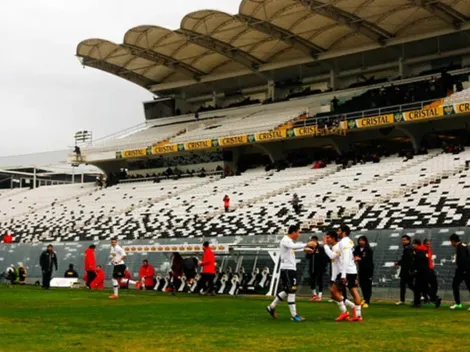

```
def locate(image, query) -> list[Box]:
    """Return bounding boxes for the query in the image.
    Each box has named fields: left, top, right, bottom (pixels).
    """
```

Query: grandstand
left=2, top=0, right=470, bottom=302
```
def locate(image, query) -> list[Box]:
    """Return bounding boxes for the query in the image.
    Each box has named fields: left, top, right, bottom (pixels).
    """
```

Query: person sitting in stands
left=18, top=264, right=27, bottom=285
left=223, top=195, right=230, bottom=212
left=2, top=232, right=13, bottom=243
left=64, top=264, right=79, bottom=278
left=139, top=260, right=156, bottom=290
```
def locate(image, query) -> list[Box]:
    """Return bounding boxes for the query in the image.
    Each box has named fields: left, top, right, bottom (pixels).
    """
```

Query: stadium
left=2, top=0, right=470, bottom=351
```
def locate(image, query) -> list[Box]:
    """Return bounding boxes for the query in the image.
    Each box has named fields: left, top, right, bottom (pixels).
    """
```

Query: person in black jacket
left=64, top=264, right=79, bottom=278
left=396, top=235, right=414, bottom=305
left=449, top=234, right=470, bottom=310
left=354, top=236, right=374, bottom=308
left=306, top=236, right=328, bottom=301
left=411, top=239, right=431, bottom=308
left=39, top=244, right=58, bottom=289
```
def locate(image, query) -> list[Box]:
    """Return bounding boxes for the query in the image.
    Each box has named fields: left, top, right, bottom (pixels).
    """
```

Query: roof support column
left=212, top=91, right=218, bottom=108
left=267, top=80, right=276, bottom=102
left=329, top=69, right=338, bottom=91
left=398, top=57, right=410, bottom=78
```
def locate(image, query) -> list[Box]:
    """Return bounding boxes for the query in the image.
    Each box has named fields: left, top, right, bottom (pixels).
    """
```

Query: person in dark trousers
left=223, top=195, right=230, bottom=213
left=306, top=235, right=328, bottom=301
left=170, top=252, right=183, bottom=295
left=449, top=233, right=470, bottom=310
left=423, top=239, right=438, bottom=303
left=64, top=264, right=79, bottom=278
left=39, top=244, right=58, bottom=289
left=182, top=257, right=199, bottom=289
left=354, top=236, right=374, bottom=308
left=199, top=242, right=216, bottom=295
left=411, top=239, right=440, bottom=308
left=84, top=244, right=97, bottom=288
left=396, top=235, right=414, bottom=305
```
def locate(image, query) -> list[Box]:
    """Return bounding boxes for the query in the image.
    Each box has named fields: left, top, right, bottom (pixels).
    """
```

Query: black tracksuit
left=452, top=242, right=470, bottom=305
left=354, top=245, right=374, bottom=304
left=39, top=250, right=58, bottom=289
left=306, top=245, right=328, bottom=294
left=412, top=247, right=429, bottom=306
left=398, top=243, right=415, bottom=302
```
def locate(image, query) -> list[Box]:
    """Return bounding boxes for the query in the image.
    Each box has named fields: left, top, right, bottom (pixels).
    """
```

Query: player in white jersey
left=266, top=225, right=315, bottom=322
left=323, top=230, right=350, bottom=321
left=337, top=225, right=363, bottom=321
left=109, top=238, right=141, bottom=299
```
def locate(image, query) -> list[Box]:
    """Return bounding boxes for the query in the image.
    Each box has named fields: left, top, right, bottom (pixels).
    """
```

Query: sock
left=345, top=299, right=355, bottom=309
left=312, top=289, right=317, bottom=296
left=318, top=292, right=323, bottom=299
left=287, top=293, right=297, bottom=317
left=355, top=305, right=362, bottom=317
left=336, top=301, right=347, bottom=313
left=128, top=280, right=137, bottom=285
left=270, top=291, right=287, bottom=309
left=112, top=279, right=119, bottom=296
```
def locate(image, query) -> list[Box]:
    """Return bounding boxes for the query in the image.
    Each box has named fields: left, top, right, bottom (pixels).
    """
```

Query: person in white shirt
left=324, top=226, right=364, bottom=321
left=109, top=238, right=141, bottom=299
left=266, top=225, right=315, bottom=322
left=323, top=231, right=349, bottom=321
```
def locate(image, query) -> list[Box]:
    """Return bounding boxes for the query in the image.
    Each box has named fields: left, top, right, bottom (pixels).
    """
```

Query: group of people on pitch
left=83, top=239, right=216, bottom=299
left=266, top=225, right=365, bottom=322
left=397, top=233, right=470, bottom=310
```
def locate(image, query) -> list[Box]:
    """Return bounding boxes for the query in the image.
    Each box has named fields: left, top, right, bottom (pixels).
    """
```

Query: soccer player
left=337, top=225, right=363, bottom=321
left=449, top=234, right=470, bottom=310
left=323, top=230, right=347, bottom=320
left=266, top=225, right=315, bottom=322
left=109, top=238, right=140, bottom=299
left=423, top=239, right=440, bottom=306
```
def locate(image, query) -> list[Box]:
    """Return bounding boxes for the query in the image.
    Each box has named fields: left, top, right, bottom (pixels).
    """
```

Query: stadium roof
left=77, top=0, right=469, bottom=93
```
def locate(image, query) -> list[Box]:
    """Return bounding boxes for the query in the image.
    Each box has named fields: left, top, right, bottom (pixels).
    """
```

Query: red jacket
left=84, top=248, right=96, bottom=271
left=2, top=234, right=12, bottom=243
left=201, top=247, right=216, bottom=274
left=83, top=268, right=105, bottom=289
left=427, top=247, right=434, bottom=270
left=139, top=264, right=155, bottom=287
left=223, top=196, right=230, bottom=208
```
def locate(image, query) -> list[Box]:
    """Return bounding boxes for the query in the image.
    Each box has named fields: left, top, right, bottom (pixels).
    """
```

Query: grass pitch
left=1, top=286, right=469, bottom=352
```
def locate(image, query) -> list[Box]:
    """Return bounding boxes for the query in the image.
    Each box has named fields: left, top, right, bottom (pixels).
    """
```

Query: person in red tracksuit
left=139, top=260, right=156, bottom=290
left=84, top=265, right=105, bottom=290
left=223, top=195, right=230, bottom=213
left=84, top=245, right=97, bottom=288
left=199, top=242, right=216, bottom=295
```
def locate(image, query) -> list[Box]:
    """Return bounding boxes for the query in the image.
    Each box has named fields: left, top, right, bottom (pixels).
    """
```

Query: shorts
left=112, top=264, right=126, bottom=279
left=280, top=269, right=297, bottom=294
left=335, top=273, right=358, bottom=290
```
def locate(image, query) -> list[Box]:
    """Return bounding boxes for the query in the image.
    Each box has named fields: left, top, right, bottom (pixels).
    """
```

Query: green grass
left=1, top=286, right=469, bottom=352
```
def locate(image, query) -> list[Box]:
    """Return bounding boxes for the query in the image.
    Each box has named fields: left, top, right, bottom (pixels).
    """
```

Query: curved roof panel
left=76, top=0, right=469, bottom=90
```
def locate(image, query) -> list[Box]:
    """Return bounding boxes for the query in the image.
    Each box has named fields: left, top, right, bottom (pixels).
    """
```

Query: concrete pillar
left=398, top=57, right=409, bottom=78
left=267, top=80, right=276, bottom=101
left=397, top=125, right=430, bottom=152
left=212, top=90, right=218, bottom=108
left=330, top=69, right=338, bottom=91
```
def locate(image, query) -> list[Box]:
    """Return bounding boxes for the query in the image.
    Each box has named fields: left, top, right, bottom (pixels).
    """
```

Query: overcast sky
left=0, top=0, right=240, bottom=157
